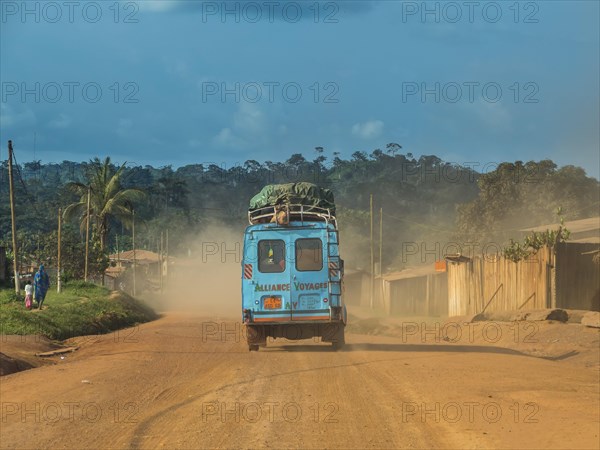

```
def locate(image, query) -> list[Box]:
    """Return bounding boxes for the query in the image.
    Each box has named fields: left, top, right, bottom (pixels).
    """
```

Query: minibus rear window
left=258, top=240, right=286, bottom=273
left=296, top=238, right=323, bottom=271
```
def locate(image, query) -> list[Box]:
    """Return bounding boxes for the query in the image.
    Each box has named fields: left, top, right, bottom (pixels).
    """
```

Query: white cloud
left=212, top=103, right=269, bottom=149
left=352, top=120, right=384, bottom=139
left=213, top=127, right=245, bottom=148
left=233, top=103, right=267, bottom=135
left=47, top=113, right=72, bottom=129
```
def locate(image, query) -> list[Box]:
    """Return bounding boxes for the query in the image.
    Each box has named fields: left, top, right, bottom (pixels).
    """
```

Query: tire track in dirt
left=1, top=314, right=598, bottom=449
left=128, top=353, right=410, bottom=447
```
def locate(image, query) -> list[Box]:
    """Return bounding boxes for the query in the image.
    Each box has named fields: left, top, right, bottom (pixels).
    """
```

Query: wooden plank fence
left=448, top=247, right=552, bottom=316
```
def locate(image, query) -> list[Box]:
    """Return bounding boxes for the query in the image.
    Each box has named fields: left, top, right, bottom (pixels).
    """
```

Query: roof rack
left=248, top=204, right=337, bottom=228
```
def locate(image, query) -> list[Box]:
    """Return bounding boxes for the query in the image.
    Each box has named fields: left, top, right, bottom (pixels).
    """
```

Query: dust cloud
left=144, top=223, right=245, bottom=319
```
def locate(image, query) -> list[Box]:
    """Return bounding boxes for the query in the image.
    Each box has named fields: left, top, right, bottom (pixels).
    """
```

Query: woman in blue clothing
left=34, top=264, right=50, bottom=310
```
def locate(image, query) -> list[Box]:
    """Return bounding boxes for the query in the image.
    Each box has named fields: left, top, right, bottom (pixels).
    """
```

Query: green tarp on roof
left=249, top=182, right=335, bottom=214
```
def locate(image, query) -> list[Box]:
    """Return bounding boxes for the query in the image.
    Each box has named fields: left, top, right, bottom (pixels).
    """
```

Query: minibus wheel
left=331, top=326, right=345, bottom=350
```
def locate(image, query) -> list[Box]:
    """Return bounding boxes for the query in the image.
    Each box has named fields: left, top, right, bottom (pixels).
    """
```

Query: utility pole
left=132, top=208, right=136, bottom=297
left=369, top=194, right=374, bottom=309
left=165, top=229, right=169, bottom=287
left=84, top=185, right=91, bottom=282
left=57, top=208, right=62, bottom=293
left=379, top=207, right=383, bottom=276
left=7, top=141, right=20, bottom=294
left=159, top=231, right=164, bottom=293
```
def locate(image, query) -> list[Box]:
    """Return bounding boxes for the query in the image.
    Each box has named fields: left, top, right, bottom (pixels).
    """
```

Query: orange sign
left=264, top=297, right=282, bottom=309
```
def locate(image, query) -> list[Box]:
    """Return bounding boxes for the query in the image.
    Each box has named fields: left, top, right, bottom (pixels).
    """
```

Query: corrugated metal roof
left=105, top=266, right=127, bottom=278
left=109, top=250, right=160, bottom=263
left=521, top=216, right=600, bottom=241
left=569, top=237, right=600, bottom=244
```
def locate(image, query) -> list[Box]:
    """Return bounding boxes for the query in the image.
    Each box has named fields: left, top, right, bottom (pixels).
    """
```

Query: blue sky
left=1, top=0, right=598, bottom=178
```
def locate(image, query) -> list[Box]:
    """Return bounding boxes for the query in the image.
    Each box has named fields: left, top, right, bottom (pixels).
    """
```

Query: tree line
left=1, top=146, right=598, bottom=280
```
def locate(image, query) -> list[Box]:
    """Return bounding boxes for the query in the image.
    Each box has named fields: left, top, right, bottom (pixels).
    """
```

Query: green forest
left=1, top=145, right=599, bottom=280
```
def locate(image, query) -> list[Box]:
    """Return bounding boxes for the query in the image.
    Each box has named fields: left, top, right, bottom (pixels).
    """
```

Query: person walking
left=34, top=264, right=50, bottom=310
left=24, top=280, right=33, bottom=310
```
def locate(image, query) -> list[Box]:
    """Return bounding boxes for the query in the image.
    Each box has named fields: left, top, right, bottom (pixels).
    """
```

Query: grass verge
left=0, top=282, right=158, bottom=340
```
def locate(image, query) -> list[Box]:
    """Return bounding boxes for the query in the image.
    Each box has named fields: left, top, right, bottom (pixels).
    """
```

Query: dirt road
left=1, top=313, right=598, bottom=449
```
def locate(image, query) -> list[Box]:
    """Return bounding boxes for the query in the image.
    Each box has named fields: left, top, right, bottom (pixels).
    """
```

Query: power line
left=10, top=145, right=34, bottom=202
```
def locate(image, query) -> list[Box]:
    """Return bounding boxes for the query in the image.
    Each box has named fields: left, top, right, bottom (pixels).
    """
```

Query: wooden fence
left=447, top=248, right=552, bottom=316
left=355, top=242, right=599, bottom=317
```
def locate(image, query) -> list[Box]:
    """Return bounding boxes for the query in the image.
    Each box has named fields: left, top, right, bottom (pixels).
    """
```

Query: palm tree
left=63, top=157, right=146, bottom=251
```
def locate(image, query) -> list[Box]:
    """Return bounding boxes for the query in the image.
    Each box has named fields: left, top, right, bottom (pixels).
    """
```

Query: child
left=24, top=280, right=33, bottom=310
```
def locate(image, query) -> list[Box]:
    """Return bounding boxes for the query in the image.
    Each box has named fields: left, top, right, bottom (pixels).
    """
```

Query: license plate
left=264, top=297, right=282, bottom=309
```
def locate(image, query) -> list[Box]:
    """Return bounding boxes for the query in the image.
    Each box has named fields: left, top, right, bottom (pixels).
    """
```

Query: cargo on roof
left=248, top=182, right=336, bottom=214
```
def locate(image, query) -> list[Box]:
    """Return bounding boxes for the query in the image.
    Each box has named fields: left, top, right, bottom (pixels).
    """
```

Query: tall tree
left=456, top=160, right=600, bottom=242
left=63, top=157, right=146, bottom=251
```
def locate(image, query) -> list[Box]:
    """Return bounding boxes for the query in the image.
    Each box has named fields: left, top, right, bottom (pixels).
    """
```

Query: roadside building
left=446, top=216, right=600, bottom=314
left=106, top=250, right=173, bottom=293
left=376, top=264, right=449, bottom=316
left=343, top=269, right=370, bottom=307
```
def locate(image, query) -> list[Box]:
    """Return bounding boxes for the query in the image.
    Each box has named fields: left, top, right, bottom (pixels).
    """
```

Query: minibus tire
left=331, top=327, right=345, bottom=350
